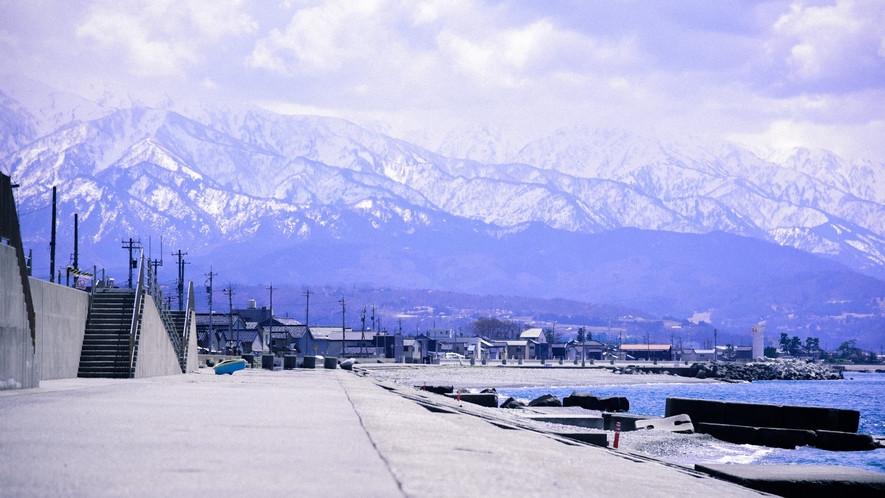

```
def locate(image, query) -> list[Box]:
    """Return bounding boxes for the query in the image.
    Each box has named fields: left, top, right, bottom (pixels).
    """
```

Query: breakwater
left=687, top=358, right=842, bottom=381
left=608, top=358, right=842, bottom=381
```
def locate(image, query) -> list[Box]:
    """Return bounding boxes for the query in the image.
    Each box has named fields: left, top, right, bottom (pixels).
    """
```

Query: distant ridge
left=2, top=76, right=884, bottom=349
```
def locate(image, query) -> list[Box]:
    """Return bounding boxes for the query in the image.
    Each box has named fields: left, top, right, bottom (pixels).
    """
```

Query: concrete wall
left=134, top=295, right=184, bottom=378
left=0, top=243, right=37, bottom=390
left=185, top=310, right=198, bottom=372
left=29, top=278, right=89, bottom=380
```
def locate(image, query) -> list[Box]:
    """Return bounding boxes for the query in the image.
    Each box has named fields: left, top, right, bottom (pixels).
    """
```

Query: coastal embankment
left=0, top=368, right=771, bottom=497
left=358, top=358, right=842, bottom=388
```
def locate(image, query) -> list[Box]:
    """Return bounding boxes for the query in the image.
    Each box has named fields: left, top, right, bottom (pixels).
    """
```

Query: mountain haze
left=3, top=76, right=884, bottom=349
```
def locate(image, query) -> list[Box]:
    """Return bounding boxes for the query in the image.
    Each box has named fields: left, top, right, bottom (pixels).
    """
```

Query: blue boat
left=213, top=359, right=247, bottom=375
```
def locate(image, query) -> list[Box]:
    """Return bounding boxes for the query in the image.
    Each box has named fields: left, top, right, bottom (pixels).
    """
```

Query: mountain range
left=3, top=74, right=884, bottom=349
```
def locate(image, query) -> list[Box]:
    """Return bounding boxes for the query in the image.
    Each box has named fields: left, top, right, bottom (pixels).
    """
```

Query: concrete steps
left=78, top=289, right=136, bottom=379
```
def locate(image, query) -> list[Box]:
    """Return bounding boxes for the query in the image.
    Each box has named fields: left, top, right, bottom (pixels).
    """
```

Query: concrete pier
left=0, top=369, right=767, bottom=497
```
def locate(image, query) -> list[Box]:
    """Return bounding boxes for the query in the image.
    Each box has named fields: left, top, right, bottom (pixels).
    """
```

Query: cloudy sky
left=1, top=0, right=884, bottom=159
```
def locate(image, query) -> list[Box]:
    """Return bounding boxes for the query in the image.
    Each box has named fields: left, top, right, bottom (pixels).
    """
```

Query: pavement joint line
left=337, top=371, right=408, bottom=497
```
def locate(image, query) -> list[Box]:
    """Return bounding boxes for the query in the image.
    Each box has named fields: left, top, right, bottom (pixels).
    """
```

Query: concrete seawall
left=0, top=243, right=36, bottom=390
left=184, top=309, right=198, bottom=372
left=134, top=295, right=184, bottom=378
left=29, top=278, right=88, bottom=380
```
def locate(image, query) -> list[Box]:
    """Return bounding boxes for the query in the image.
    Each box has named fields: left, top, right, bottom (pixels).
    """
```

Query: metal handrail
left=143, top=253, right=182, bottom=366
left=128, top=252, right=146, bottom=376
left=179, top=281, right=195, bottom=372
left=1, top=174, right=36, bottom=350
left=125, top=249, right=188, bottom=375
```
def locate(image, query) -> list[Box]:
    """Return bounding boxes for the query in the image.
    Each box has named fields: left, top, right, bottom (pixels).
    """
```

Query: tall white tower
left=752, top=322, right=765, bottom=359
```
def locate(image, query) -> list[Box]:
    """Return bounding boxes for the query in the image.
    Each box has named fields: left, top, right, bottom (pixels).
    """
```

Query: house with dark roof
left=258, top=317, right=306, bottom=354
left=564, top=340, right=607, bottom=361
left=196, top=313, right=248, bottom=353
left=218, top=329, right=264, bottom=355
left=317, top=328, right=378, bottom=357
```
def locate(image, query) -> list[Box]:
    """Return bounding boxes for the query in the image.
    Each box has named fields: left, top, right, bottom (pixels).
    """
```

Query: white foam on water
left=713, top=445, right=773, bottom=465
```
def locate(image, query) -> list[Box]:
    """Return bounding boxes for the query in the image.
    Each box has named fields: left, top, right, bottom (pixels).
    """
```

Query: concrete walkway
left=0, top=368, right=767, bottom=497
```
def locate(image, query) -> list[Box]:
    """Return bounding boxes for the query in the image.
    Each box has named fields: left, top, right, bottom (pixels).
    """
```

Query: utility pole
left=50, top=186, right=56, bottom=283
left=267, top=282, right=276, bottom=354
left=224, top=283, right=235, bottom=355
left=173, top=250, right=188, bottom=311
left=72, top=213, right=78, bottom=286
left=303, top=288, right=313, bottom=329
left=205, top=267, right=217, bottom=351
left=340, top=297, right=346, bottom=358
left=646, top=331, right=650, bottom=362
left=151, top=236, right=164, bottom=281
left=360, top=307, right=366, bottom=358
left=371, top=306, right=376, bottom=333
left=121, top=238, right=141, bottom=288
left=713, top=328, right=718, bottom=363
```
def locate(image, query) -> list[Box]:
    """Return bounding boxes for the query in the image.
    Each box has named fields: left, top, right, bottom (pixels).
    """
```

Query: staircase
left=77, top=289, right=137, bottom=378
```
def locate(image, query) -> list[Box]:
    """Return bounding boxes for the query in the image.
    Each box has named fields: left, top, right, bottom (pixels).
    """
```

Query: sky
left=1, top=0, right=884, bottom=160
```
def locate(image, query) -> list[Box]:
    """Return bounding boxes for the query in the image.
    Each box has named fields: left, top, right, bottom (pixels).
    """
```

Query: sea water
left=498, top=371, right=885, bottom=473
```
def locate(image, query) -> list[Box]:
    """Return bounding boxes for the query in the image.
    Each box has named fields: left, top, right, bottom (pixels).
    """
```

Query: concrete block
left=669, top=397, right=860, bottom=435
left=757, top=427, right=817, bottom=449
left=779, top=405, right=859, bottom=433
left=634, top=414, right=694, bottom=433
left=695, top=422, right=759, bottom=445
left=524, top=414, right=604, bottom=429
left=725, top=401, right=783, bottom=428
left=499, top=397, right=526, bottom=409
left=695, top=464, right=885, bottom=497
left=302, top=356, right=317, bottom=369
left=262, top=354, right=274, bottom=370
left=323, top=356, right=338, bottom=369
left=528, top=394, right=562, bottom=407
left=556, top=432, right=608, bottom=447
left=602, top=413, right=652, bottom=431
left=283, top=355, right=297, bottom=369
left=666, top=397, right=726, bottom=424
left=443, top=392, right=498, bottom=407
left=563, top=392, right=629, bottom=412
left=814, top=430, right=876, bottom=451
left=416, top=385, right=454, bottom=395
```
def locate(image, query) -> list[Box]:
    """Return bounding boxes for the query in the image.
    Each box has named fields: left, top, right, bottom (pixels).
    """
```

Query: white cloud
left=3, top=1, right=885, bottom=161
left=770, top=0, right=885, bottom=85
left=248, top=0, right=397, bottom=74
left=76, top=0, right=257, bottom=77
left=729, top=118, right=885, bottom=160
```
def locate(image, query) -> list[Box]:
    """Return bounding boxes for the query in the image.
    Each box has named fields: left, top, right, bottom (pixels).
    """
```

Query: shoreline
left=357, top=363, right=721, bottom=389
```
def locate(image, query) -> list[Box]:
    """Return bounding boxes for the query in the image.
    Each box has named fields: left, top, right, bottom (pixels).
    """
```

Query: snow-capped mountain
left=3, top=76, right=885, bottom=346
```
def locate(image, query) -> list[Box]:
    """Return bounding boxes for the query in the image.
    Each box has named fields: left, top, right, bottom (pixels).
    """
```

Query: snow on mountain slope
left=5, top=80, right=885, bottom=282
left=435, top=124, right=531, bottom=164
